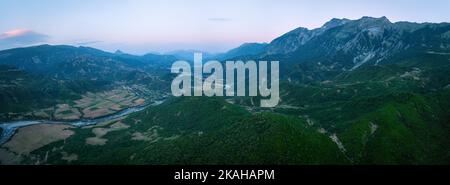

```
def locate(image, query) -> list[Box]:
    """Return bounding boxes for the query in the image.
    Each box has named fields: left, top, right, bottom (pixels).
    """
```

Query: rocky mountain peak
left=322, top=18, right=351, bottom=29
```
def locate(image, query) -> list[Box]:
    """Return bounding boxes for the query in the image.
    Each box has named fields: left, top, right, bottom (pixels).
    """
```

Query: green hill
left=339, top=91, right=450, bottom=164
left=29, top=97, right=348, bottom=164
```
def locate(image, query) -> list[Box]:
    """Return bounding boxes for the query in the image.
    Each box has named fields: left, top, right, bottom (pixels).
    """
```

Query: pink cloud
left=0, top=29, right=49, bottom=50
left=0, top=29, right=33, bottom=39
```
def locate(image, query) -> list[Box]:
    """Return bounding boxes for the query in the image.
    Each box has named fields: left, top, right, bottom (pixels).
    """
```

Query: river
left=0, top=99, right=166, bottom=145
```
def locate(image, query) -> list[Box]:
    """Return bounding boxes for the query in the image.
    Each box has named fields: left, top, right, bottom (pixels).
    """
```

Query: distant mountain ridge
left=260, top=16, right=450, bottom=70
left=164, top=49, right=216, bottom=61
left=265, top=18, right=351, bottom=55
left=214, top=43, right=268, bottom=60
left=0, top=44, right=176, bottom=80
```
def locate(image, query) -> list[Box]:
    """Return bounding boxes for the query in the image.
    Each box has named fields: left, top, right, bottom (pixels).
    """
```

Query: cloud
left=0, top=29, right=49, bottom=49
left=208, top=18, right=230, bottom=22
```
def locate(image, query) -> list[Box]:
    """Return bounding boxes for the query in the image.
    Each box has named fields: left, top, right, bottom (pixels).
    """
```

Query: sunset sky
left=1, top=0, right=450, bottom=54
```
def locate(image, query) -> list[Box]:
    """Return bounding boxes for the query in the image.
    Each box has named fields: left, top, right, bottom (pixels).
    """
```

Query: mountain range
left=0, top=16, right=449, bottom=165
